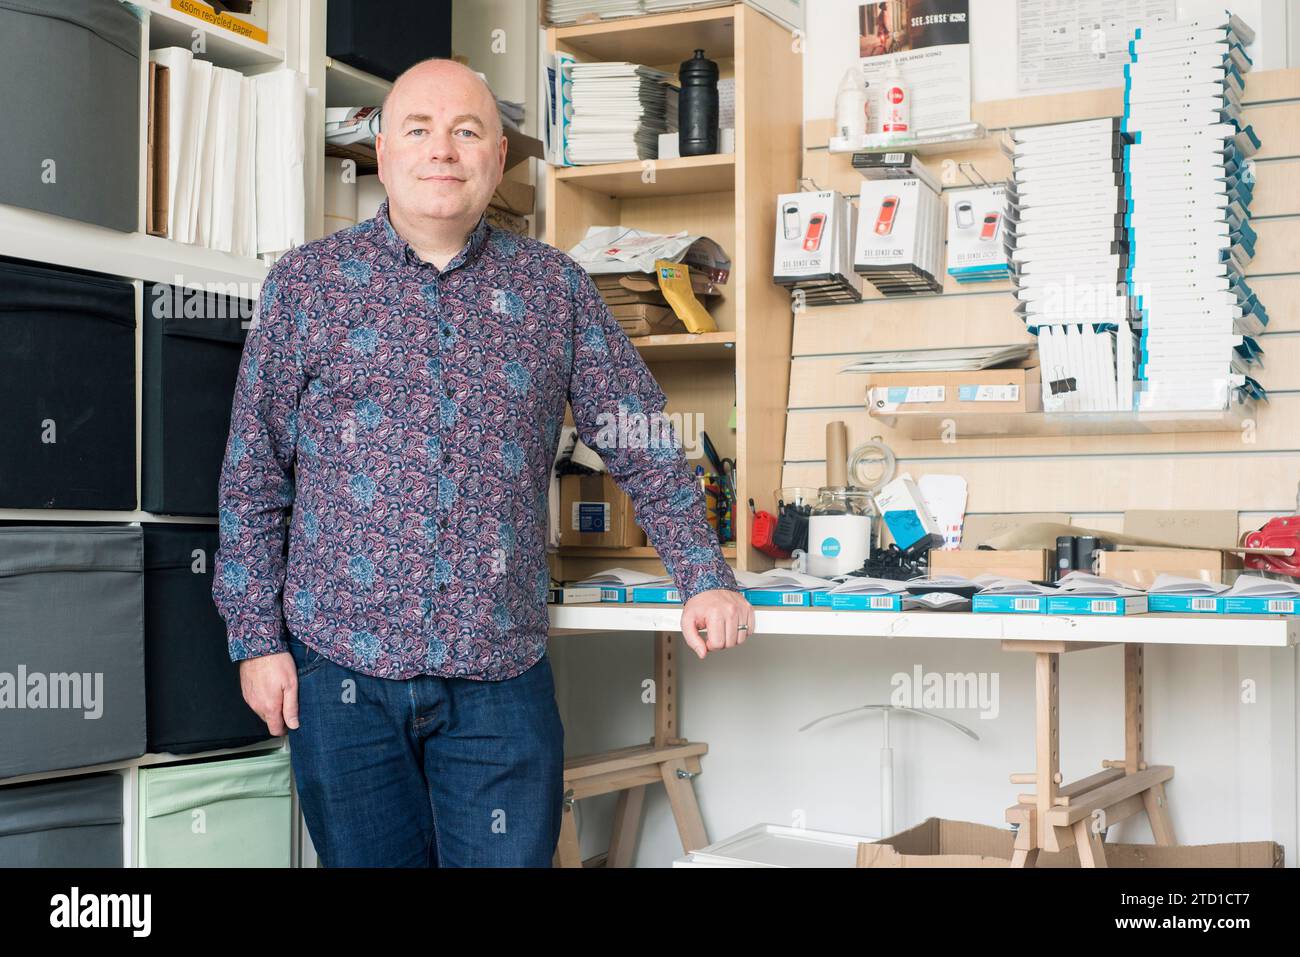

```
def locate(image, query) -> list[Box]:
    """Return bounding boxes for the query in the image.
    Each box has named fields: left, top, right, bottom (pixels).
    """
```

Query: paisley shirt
left=213, top=200, right=739, bottom=680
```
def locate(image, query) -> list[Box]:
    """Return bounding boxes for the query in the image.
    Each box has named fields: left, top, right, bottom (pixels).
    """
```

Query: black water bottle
left=678, top=48, right=719, bottom=156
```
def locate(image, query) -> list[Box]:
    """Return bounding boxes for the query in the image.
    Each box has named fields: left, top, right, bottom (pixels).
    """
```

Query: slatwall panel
left=782, top=69, right=1300, bottom=526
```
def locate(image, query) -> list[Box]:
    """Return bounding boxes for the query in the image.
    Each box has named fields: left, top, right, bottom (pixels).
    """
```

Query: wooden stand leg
left=1035, top=652, right=1060, bottom=853
left=1073, top=818, right=1109, bottom=867
left=555, top=794, right=582, bottom=868
left=1143, top=781, right=1177, bottom=846
left=607, top=785, right=646, bottom=868
left=660, top=757, right=709, bottom=853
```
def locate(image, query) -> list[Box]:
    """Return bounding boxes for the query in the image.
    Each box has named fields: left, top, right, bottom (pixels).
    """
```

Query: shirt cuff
left=225, top=618, right=290, bottom=663
left=675, top=556, right=742, bottom=604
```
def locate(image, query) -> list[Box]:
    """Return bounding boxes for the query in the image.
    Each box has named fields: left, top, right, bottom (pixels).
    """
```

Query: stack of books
left=565, top=62, right=673, bottom=164
left=1123, top=14, right=1268, bottom=412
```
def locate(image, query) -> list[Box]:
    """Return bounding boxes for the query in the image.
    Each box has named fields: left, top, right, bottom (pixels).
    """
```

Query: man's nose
left=423, top=129, right=459, bottom=163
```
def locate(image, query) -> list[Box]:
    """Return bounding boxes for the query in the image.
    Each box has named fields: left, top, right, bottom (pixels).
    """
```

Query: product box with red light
left=854, top=178, right=944, bottom=296
left=773, top=191, right=863, bottom=306
left=946, top=185, right=1010, bottom=283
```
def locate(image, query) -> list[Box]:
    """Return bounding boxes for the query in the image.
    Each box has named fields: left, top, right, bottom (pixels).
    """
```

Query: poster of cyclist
left=858, top=0, right=971, bottom=132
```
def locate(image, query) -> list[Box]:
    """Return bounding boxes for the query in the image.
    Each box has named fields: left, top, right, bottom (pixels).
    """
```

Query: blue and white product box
left=1220, top=596, right=1299, bottom=616
left=744, top=589, right=813, bottom=607
left=1147, top=594, right=1221, bottom=614
left=1045, top=594, right=1149, bottom=616
left=873, top=474, right=943, bottom=551
left=812, top=591, right=903, bottom=611
left=972, top=593, right=1048, bottom=614
left=600, top=586, right=629, bottom=603
left=632, top=586, right=682, bottom=604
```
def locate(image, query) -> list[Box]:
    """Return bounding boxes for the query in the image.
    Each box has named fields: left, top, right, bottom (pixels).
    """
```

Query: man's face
left=376, top=65, right=506, bottom=227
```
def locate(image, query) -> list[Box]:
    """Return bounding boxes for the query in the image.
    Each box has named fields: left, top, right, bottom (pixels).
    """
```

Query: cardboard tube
left=825, top=421, right=848, bottom=488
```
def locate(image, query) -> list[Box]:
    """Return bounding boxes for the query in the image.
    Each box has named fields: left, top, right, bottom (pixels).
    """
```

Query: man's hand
left=239, top=652, right=300, bottom=736
left=680, top=589, right=755, bottom=659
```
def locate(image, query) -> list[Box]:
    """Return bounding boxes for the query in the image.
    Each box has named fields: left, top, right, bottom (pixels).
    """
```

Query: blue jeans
left=286, top=635, right=565, bottom=867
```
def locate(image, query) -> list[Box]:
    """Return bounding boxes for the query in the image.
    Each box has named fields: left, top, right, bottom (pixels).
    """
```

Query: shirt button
left=442, top=453, right=451, bottom=464
left=439, top=583, right=447, bottom=592
left=444, top=387, right=454, bottom=398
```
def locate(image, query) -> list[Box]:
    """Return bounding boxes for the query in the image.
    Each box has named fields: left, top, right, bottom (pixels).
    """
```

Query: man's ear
left=374, top=132, right=387, bottom=186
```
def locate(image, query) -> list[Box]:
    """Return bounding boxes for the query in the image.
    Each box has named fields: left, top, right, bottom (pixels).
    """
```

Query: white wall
left=803, top=0, right=1293, bottom=120
left=553, top=633, right=1297, bottom=866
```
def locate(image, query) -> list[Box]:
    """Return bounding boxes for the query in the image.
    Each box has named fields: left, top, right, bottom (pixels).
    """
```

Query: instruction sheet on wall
left=1016, top=0, right=1175, bottom=94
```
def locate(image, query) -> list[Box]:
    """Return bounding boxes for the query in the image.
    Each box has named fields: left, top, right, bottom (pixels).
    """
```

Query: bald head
left=381, top=58, right=503, bottom=142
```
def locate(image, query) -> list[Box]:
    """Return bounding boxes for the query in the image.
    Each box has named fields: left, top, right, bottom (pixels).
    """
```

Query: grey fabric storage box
left=0, top=0, right=141, bottom=231
left=0, top=773, right=123, bottom=867
left=0, top=526, right=146, bottom=780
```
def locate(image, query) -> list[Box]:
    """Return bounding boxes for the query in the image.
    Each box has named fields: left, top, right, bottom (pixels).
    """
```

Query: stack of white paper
left=147, top=49, right=302, bottom=258
left=574, top=568, right=672, bottom=587
left=1124, top=14, right=1267, bottom=412
left=823, top=576, right=907, bottom=595
left=1146, top=574, right=1229, bottom=595
left=1054, top=571, right=1145, bottom=597
left=972, top=576, right=1057, bottom=596
left=566, top=62, right=673, bottom=164
left=734, top=569, right=835, bottom=592
left=840, top=344, right=1033, bottom=374
left=1005, top=116, right=1139, bottom=413
left=1222, top=576, right=1300, bottom=599
left=545, top=0, right=643, bottom=24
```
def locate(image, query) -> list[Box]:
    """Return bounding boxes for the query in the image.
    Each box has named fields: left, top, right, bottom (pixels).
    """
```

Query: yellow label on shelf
left=171, top=0, right=269, bottom=44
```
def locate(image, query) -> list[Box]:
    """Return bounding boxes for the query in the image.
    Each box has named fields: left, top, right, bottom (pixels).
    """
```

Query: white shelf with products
left=549, top=603, right=1300, bottom=649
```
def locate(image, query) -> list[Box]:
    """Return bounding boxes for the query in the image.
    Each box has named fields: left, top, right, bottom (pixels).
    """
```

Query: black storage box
left=0, top=0, right=140, bottom=231
left=0, top=259, right=136, bottom=511
left=0, top=773, right=123, bottom=867
left=327, top=0, right=452, bottom=82
left=143, top=523, right=271, bottom=755
left=143, top=283, right=252, bottom=516
left=0, top=526, right=146, bottom=780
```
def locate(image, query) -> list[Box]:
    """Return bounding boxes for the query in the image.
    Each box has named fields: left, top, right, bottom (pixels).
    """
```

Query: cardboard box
left=1097, top=549, right=1226, bottom=588
left=961, top=513, right=1071, bottom=549
left=559, top=474, right=646, bottom=549
left=866, top=367, right=1042, bottom=416
left=857, top=818, right=1283, bottom=868
left=930, top=549, right=1051, bottom=581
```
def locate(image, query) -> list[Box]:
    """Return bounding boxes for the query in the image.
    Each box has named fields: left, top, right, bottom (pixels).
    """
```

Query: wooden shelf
left=554, top=6, right=736, bottom=64
left=633, top=330, right=736, bottom=361
left=556, top=154, right=735, bottom=198
left=142, top=0, right=286, bottom=69
left=870, top=404, right=1258, bottom=439
left=560, top=545, right=737, bottom=559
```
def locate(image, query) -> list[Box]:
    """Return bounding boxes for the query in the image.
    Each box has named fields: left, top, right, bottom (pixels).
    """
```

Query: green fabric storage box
left=137, top=750, right=292, bottom=867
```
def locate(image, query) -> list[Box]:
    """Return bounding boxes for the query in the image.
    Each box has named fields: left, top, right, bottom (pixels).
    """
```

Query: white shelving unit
left=0, top=0, right=322, bottom=869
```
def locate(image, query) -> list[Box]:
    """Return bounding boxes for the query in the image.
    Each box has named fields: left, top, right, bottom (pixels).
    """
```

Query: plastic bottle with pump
left=834, top=65, right=868, bottom=144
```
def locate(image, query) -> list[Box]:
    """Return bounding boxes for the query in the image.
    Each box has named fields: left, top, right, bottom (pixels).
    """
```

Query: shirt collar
left=374, top=199, right=492, bottom=273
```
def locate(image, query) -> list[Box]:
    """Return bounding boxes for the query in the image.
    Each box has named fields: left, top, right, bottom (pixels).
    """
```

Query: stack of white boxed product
left=1004, top=117, right=1138, bottom=412
left=853, top=178, right=945, bottom=296
left=772, top=191, right=863, bottom=306
left=1124, top=13, right=1268, bottom=411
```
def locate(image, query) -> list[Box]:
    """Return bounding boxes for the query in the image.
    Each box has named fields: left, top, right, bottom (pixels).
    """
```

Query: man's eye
left=456, top=129, right=478, bottom=138
left=408, top=128, right=427, bottom=136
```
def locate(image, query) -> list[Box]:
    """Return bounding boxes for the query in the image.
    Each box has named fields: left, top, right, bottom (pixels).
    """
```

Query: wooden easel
left=1003, top=641, right=1177, bottom=867
left=553, top=631, right=709, bottom=867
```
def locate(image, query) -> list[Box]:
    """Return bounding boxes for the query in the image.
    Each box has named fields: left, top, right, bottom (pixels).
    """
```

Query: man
left=213, top=58, right=754, bottom=867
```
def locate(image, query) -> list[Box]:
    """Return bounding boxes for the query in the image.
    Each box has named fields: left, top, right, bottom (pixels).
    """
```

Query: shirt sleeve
left=212, top=268, right=305, bottom=662
left=564, top=262, right=740, bottom=602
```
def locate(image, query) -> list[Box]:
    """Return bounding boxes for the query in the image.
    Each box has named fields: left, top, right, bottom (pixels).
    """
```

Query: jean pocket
left=288, top=635, right=328, bottom=679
